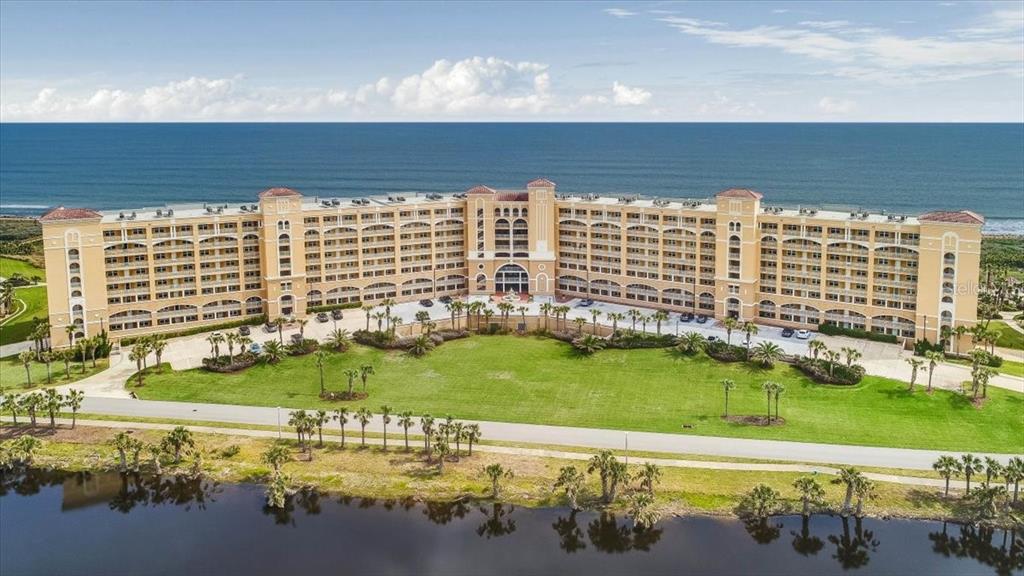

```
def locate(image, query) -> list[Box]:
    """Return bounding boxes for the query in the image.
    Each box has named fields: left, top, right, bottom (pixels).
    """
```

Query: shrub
left=353, top=329, right=469, bottom=351
left=306, top=301, right=363, bottom=314
left=201, top=352, right=258, bottom=373
left=817, top=323, right=898, bottom=344
left=914, top=339, right=946, bottom=356
left=220, top=445, right=241, bottom=458
left=794, top=356, right=865, bottom=385
left=606, top=332, right=676, bottom=349
left=120, top=315, right=266, bottom=345
left=287, top=338, right=319, bottom=356
left=704, top=341, right=748, bottom=363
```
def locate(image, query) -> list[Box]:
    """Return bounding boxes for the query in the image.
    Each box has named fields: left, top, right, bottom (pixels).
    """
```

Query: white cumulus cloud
left=818, top=96, right=857, bottom=114
left=390, top=57, right=551, bottom=114
left=603, top=8, right=637, bottom=18
left=611, top=81, right=652, bottom=106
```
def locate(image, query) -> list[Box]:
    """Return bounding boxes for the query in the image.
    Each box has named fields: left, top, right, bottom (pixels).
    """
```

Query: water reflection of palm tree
left=587, top=512, right=634, bottom=554
left=294, top=487, right=322, bottom=516
left=476, top=503, right=517, bottom=539
left=552, top=511, right=587, bottom=553
left=790, top=516, right=824, bottom=557
left=828, top=516, right=879, bottom=570
left=930, top=523, right=1024, bottom=576
left=423, top=500, right=470, bottom=525
left=744, top=517, right=783, bottom=545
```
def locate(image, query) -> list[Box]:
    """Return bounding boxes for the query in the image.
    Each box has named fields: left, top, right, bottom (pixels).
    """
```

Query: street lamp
left=276, top=406, right=282, bottom=439
left=624, top=431, right=629, bottom=468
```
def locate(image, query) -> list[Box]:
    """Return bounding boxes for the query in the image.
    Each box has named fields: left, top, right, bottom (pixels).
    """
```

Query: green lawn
left=990, top=320, right=1024, bottom=351
left=0, top=256, right=45, bottom=281
left=132, top=335, right=1023, bottom=453
left=0, top=285, right=48, bottom=346
left=0, top=353, right=108, bottom=392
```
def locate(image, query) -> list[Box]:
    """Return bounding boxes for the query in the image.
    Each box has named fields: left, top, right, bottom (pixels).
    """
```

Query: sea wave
left=982, top=219, right=1024, bottom=236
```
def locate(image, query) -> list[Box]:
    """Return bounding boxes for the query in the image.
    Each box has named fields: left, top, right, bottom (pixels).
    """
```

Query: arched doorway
left=495, top=264, right=529, bottom=294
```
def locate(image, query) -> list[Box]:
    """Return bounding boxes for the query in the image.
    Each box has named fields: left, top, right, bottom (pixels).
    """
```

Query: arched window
left=494, top=264, right=529, bottom=293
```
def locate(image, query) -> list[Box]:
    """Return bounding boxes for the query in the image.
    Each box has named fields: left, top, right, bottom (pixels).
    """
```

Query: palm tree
left=432, top=435, right=452, bottom=472
left=982, top=457, right=1003, bottom=488
left=539, top=302, right=552, bottom=331
left=952, top=325, right=969, bottom=356
left=638, top=462, right=661, bottom=494
left=327, top=328, right=351, bottom=351
left=627, top=309, right=642, bottom=332
left=808, top=339, right=827, bottom=360
left=676, top=331, right=706, bottom=355
left=852, top=476, right=875, bottom=517
left=761, top=381, right=777, bottom=422
left=1003, top=457, right=1024, bottom=503
left=362, top=305, right=375, bottom=331
left=606, top=312, right=625, bottom=335
left=572, top=316, right=587, bottom=335
left=497, top=302, right=513, bottom=331
left=333, top=407, right=350, bottom=448
left=161, top=426, right=195, bottom=464
left=484, top=463, right=513, bottom=498
left=721, top=379, right=736, bottom=418
left=751, top=341, right=784, bottom=368
left=554, top=465, right=585, bottom=509
left=359, top=364, right=375, bottom=392
left=59, top=349, right=72, bottom=380
left=652, top=310, right=669, bottom=335
left=64, top=389, right=84, bottom=428
left=932, top=455, right=962, bottom=496
left=84, top=336, right=99, bottom=368
left=206, top=332, right=224, bottom=360
left=1, top=394, right=19, bottom=425
left=723, top=317, right=739, bottom=345
left=587, top=449, right=628, bottom=503
left=397, top=411, right=414, bottom=450
left=262, top=339, right=284, bottom=363
left=572, top=333, right=605, bottom=355
left=275, top=317, right=285, bottom=344
left=482, top=308, right=495, bottom=329
left=65, top=324, right=77, bottom=347
left=313, top=410, right=329, bottom=447
left=152, top=336, right=167, bottom=370
left=971, top=365, right=994, bottom=399
left=841, top=347, right=862, bottom=367
left=313, top=349, right=329, bottom=395
left=355, top=407, right=372, bottom=447
left=824, top=350, right=841, bottom=377
left=924, top=350, right=943, bottom=393
left=905, top=358, right=925, bottom=391
left=590, top=309, right=602, bottom=333
left=556, top=306, right=571, bottom=331
left=832, top=467, right=864, bottom=516
left=742, top=322, right=759, bottom=355
left=793, top=475, right=825, bottom=517
left=21, top=393, right=41, bottom=426
left=741, top=484, right=781, bottom=519
left=39, top=351, right=53, bottom=384
left=42, top=388, right=62, bottom=428
left=381, top=298, right=396, bottom=330
left=773, top=383, right=786, bottom=422
left=225, top=332, right=238, bottom=361
left=639, top=314, right=650, bottom=332
left=343, top=368, right=359, bottom=397
left=261, top=444, right=290, bottom=473
left=961, top=454, right=984, bottom=494
left=464, top=423, right=481, bottom=455
left=380, top=405, right=393, bottom=450
left=129, top=345, right=146, bottom=386
left=408, top=334, right=434, bottom=356
left=288, top=409, right=309, bottom=447
left=420, top=414, right=435, bottom=452
left=297, top=318, right=308, bottom=340
left=18, top=350, right=33, bottom=386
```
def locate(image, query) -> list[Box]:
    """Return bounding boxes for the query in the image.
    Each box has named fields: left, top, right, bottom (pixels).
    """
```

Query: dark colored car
left=695, top=315, right=708, bottom=324
left=419, top=299, right=434, bottom=307
left=263, top=322, right=276, bottom=334
left=238, top=325, right=251, bottom=336
left=438, top=295, right=453, bottom=304
left=290, top=333, right=304, bottom=345
left=578, top=298, right=595, bottom=307
left=680, top=312, right=694, bottom=322
left=707, top=335, right=720, bottom=343
left=316, top=312, right=329, bottom=323
left=781, top=327, right=795, bottom=338
left=331, top=309, right=344, bottom=320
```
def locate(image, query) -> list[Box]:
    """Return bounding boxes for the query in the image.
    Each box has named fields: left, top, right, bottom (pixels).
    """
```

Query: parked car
left=795, top=329, right=811, bottom=340
left=680, top=312, right=695, bottom=322
left=695, top=315, right=708, bottom=324
left=781, top=327, right=795, bottom=338
left=707, top=335, right=720, bottom=343
left=438, top=295, right=453, bottom=304
left=316, top=312, right=329, bottom=323
left=238, top=325, right=251, bottom=336
left=290, top=333, right=304, bottom=345
left=419, top=299, right=434, bottom=307
left=263, top=322, right=276, bottom=334
left=249, top=342, right=262, bottom=355
left=331, top=309, right=344, bottom=320
left=577, top=298, right=595, bottom=307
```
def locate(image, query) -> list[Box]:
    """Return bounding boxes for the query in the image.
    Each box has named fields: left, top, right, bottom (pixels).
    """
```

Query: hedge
left=794, top=356, right=865, bottom=385
left=817, top=323, right=898, bottom=344
left=306, top=301, right=364, bottom=313
left=119, top=315, right=266, bottom=346
left=704, top=341, right=749, bottom=362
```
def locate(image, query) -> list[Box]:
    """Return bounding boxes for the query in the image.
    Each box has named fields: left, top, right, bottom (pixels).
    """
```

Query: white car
left=795, top=329, right=811, bottom=339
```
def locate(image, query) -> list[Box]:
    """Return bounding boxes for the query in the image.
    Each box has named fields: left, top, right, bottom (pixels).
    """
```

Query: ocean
left=1, top=123, right=1021, bottom=234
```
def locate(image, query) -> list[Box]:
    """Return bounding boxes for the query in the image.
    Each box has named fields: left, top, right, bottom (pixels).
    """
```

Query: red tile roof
left=258, top=187, right=302, bottom=199
left=466, top=185, right=495, bottom=195
left=919, top=210, right=985, bottom=225
left=717, top=188, right=763, bottom=199
left=495, top=192, right=530, bottom=201
left=39, top=206, right=102, bottom=222
left=527, top=178, right=556, bottom=188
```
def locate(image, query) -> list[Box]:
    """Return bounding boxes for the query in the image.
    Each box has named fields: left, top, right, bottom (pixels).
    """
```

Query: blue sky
left=1, top=1, right=1021, bottom=121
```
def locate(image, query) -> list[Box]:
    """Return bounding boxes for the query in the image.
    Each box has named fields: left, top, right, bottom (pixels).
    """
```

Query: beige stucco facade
left=40, top=180, right=982, bottom=348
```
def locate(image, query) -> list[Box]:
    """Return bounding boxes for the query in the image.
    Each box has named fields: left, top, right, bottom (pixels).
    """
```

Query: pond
left=1, top=469, right=1021, bottom=575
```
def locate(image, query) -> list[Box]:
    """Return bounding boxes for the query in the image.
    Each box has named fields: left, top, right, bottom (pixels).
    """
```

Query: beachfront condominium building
left=40, top=179, right=983, bottom=348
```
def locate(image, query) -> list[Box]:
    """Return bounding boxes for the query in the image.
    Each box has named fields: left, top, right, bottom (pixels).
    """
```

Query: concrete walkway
left=70, top=397, right=1019, bottom=470
left=7, top=416, right=968, bottom=490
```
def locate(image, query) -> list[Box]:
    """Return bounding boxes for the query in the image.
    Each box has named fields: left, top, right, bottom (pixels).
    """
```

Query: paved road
left=78, top=397, right=1020, bottom=470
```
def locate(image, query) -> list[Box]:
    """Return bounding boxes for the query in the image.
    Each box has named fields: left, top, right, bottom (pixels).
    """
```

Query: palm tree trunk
left=843, top=486, right=853, bottom=516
